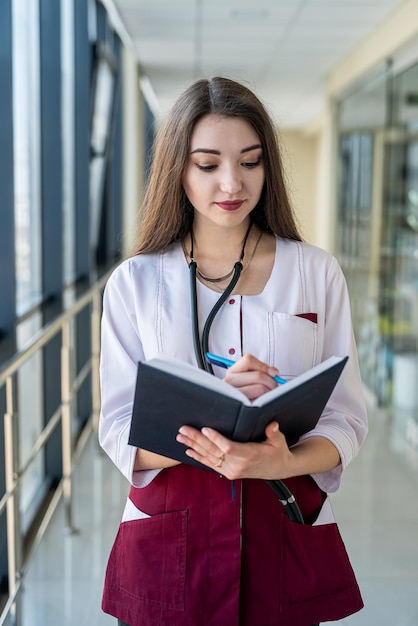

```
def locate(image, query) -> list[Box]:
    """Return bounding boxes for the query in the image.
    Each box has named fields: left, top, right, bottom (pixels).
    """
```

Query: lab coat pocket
left=114, top=509, right=188, bottom=611
left=282, top=513, right=359, bottom=606
left=268, top=312, right=318, bottom=375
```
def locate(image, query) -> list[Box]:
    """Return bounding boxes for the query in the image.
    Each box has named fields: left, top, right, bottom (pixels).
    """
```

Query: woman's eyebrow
left=190, top=144, right=262, bottom=155
left=190, top=148, right=220, bottom=155
left=240, top=144, right=262, bottom=154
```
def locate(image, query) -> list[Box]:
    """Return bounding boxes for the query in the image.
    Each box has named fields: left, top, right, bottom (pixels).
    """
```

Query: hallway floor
left=10, top=403, right=418, bottom=625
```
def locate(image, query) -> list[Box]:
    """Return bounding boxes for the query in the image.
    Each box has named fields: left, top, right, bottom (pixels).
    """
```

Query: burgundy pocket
left=283, top=518, right=359, bottom=605
left=115, top=509, right=188, bottom=610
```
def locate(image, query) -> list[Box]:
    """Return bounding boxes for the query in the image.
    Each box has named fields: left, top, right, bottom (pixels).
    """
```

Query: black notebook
left=128, top=355, right=348, bottom=469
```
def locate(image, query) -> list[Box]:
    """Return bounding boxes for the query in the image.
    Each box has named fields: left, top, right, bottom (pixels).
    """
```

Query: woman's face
left=182, top=114, right=265, bottom=230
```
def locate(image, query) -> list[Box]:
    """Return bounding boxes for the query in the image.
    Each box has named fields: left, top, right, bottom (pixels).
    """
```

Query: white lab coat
left=99, top=237, right=368, bottom=494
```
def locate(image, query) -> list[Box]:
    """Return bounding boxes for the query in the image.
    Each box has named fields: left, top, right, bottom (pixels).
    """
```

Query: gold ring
left=215, top=452, right=225, bottom=468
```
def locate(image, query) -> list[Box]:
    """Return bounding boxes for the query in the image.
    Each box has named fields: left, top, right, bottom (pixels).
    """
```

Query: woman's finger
left=176, top=426, right=230, bottom=470
left=176, top=425, right=227, bottom=457
left=229, top=353, right=281, bottom=380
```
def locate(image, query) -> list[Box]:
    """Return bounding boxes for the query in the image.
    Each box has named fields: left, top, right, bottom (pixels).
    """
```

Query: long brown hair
left=131, top=76, right=302, bottom=255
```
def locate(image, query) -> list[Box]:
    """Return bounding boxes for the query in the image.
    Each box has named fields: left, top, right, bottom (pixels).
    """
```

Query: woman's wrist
left=134, top=447, right=181, bottom=471
left=284, top=437, right=341, bottom=479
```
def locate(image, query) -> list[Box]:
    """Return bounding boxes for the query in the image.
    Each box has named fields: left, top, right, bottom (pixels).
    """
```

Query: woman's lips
left=216, top=200, right=244, bottom=211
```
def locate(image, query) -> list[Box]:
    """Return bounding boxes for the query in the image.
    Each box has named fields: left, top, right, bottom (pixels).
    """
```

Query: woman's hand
left=175, top=354, right=291, bottom=478
left=176, top=423, right=341, bottom=481
left=222, top=353, right=282, bottom=400
left=176, top=421, right=294, bottom=480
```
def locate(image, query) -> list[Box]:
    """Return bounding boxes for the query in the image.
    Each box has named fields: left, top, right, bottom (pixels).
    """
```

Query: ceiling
left=111, top=0, right=407, bottom=128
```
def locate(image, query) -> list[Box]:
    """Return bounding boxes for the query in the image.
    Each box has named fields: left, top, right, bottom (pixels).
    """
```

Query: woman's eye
left=195, top=163, right=217, bottom=172
left=242, top=159, right=261, bottom=169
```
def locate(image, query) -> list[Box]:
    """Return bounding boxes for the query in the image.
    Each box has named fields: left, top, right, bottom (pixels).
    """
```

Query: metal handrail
left=0, top=266, right=114, bottom=626
left=0, top=278, right=107, bottom=385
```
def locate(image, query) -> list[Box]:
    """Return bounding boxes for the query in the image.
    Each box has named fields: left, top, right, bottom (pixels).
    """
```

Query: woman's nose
left=219, top=166, right=243, bottom=194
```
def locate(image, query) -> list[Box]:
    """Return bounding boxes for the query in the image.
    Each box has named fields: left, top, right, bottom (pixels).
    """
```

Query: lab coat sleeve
left=300, top=254, right=368, bottom=493
left=98, top=261, right=160, bottom=487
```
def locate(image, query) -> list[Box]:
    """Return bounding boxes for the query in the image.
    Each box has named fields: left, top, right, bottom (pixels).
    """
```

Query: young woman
left=99, top=76, right=368, bottom=626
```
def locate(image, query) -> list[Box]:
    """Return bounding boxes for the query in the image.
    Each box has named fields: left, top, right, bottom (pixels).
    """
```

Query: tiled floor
left=327, top=405, right=418, bottom=625
left=10, top=404, right=418, bottom=625
left=13, top=439, right=128, bottom=626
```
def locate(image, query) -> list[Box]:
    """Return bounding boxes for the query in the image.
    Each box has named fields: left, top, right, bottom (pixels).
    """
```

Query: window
left=89, top=43, right=117, bottom=254
left=11, top=0, right=47, bottom=532
left=62, top=0, right=76, bottom=289
left=12, top=0, right=42, bottom=317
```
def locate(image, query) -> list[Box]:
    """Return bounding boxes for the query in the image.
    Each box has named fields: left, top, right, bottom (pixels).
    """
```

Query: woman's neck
left=189, top=219, right=252, bottom=263
left=182, top=219, right=276, bottom=296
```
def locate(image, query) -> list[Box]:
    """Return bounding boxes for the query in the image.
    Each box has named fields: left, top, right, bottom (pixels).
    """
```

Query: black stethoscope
left=189, top=258, right=242, bottom=374
left=186, top=222, right=305, bottom=525
left=188, top=225, right=249, bottom=374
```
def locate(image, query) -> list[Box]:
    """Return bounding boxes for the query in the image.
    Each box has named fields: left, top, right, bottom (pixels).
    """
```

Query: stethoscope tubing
left=201, top=261, right=243, bottom=373
left=189, top=260, right=206, bottom=370
left=267, top=479, right=304, bottom=524
left=189, top=259, right=243, bottom=374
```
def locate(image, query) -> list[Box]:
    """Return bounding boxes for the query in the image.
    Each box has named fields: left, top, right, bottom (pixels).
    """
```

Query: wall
left=280, top=129, right=320, bottom=245
left=121, top=46, right=145, bottom=256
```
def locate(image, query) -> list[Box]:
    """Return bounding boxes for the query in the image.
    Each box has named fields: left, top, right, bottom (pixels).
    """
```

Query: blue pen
left=206, top=352, right=287, bottom=385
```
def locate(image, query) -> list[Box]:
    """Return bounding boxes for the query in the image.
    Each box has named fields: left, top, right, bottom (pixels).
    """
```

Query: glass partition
left=336, top=69, right=386, bottom=399
left=336, top=56, right=418, bottom=462
left=380, top=62, right=418, bottom=412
